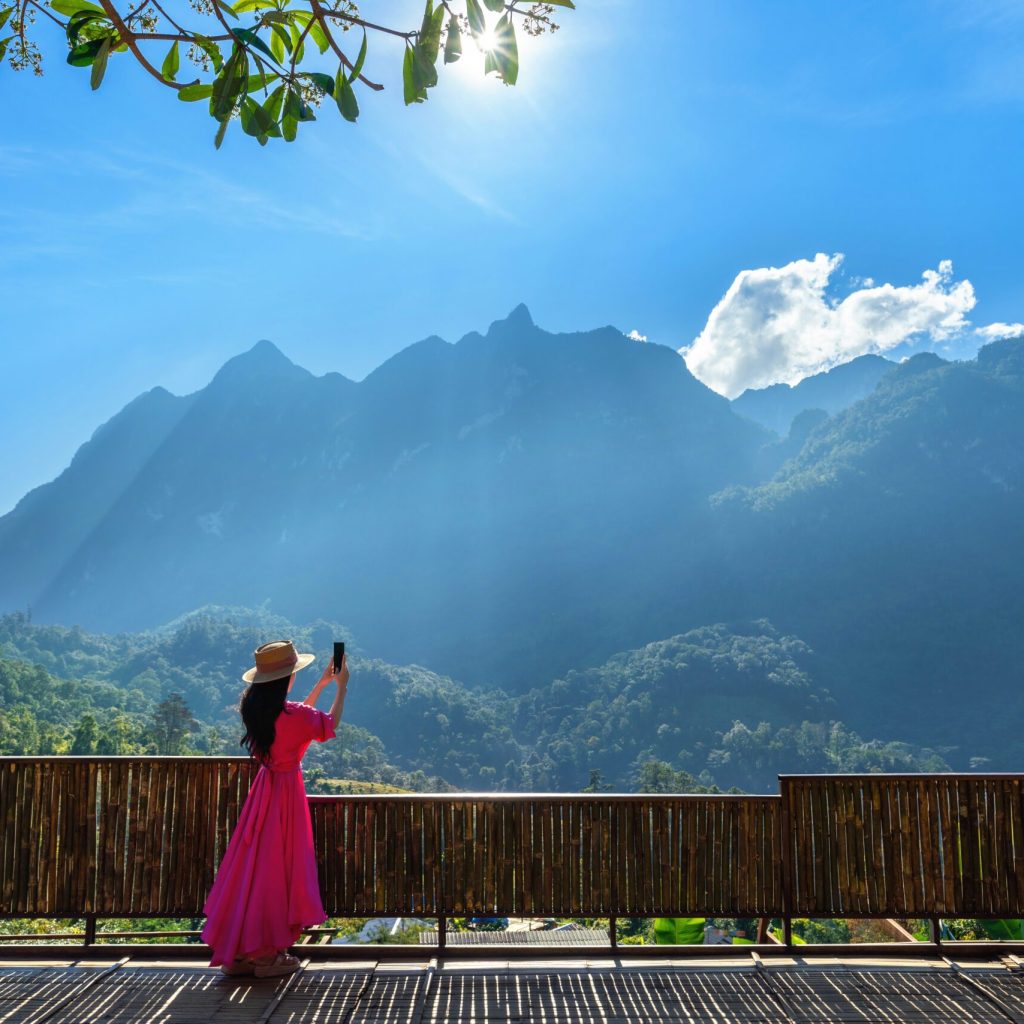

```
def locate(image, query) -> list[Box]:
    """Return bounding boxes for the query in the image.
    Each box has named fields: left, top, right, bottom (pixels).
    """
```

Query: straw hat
left=242, top=640, right=316, bottom=685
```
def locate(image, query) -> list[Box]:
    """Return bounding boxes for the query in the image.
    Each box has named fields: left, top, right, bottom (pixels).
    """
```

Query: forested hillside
left=708, top=342, right=1024, bottom=759
left=0, top=610, right=952, bottom=792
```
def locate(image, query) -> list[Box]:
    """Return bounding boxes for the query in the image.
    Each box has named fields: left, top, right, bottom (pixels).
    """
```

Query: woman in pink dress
left=202, top=639, right=349, bottom=977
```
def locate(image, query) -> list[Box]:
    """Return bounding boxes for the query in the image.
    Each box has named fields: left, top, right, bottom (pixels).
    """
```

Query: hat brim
left=242, top=651, right=316, bottom=685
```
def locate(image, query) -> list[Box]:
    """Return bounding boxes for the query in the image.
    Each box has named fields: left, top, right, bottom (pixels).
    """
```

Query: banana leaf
left=652, top=917, right=705, bottom=945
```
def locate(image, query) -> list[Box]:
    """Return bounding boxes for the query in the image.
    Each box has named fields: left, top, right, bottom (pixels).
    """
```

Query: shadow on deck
left=4, top=955, right=1024, bottom=1023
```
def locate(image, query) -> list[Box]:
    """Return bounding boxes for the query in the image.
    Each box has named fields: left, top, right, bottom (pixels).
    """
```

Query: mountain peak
left=505, top=303, right=534, bottom=327
left=241, top=338, right=290, bottom=364
left=209, top=340, right=310, bottom=391
left=487, top=303, right=535, bottom=337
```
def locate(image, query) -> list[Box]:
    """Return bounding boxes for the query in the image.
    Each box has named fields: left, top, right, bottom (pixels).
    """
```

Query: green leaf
left=465, top=0, right=485, bottom=38
left=240, top=94, right=277, bottom=139
left=89, top=33, right=110, bottom=88
left=263, top=83, right=285, bottom=121
left=0, top=5, right=15, bottom=30
left=213, top=0, right=238, bottom=19
left=66, top=10, right=103, bottom=45
left=161, top=39, right=179, bottom=81
left=402, top=44, right=425, bottom=105
left=335, top=64, right=358, bottom=121
left=482, top=0, right=504, bottom=10
left=231, top=0, right=275, bottom=10
left=66, top=37, right=105, bottom=66
left=0, top=35, right=12, bottom=61
left=443, top=17, right=461, bottom=64
left=239, top=96, right=260, bottom=136
left=348, top=29, right=366, bottom=82
left=281, top=114, right=297, bottom=141
left=418, top=0, right=444, bottom=65
left=306, top=70, right=333, bottom=96
left=269, top=22, right=287, bottom=63
left=243, top=71, right=277, bottom=93
left=214, top=116, right=230, bottom=149
left=283, top=86, right=315, bottom=122
left=178, top=81, right=213, bottom=101
left=287, top=21, right=304, bottom=64
left=49, top=0, right=105, bottom=16
left=485, top=12, right=516, bottom=84
left=410, top=41, right=438, bottom=92
left=231, top=27, right=275, bottom=62
left=210, top=46, right=248, bottom=120
left=191, top=33, right=223, bottom=71
left=307, top=18, right=329, bottom=54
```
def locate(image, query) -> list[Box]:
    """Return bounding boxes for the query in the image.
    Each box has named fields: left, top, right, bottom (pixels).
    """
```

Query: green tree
left=149, top=692, right=197, bottom=754
left=0, top=0, right=574, bottom=147
left=0, top=706, right=40, bottom=754
left=96, top=713, right=146, bottom=755
left=70, top=712, right=98, bottom=754
left=634, top=760, right=717, bottom=794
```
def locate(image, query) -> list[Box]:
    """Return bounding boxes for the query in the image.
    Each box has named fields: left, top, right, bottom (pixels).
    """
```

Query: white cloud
left=681, top=254, right=978, bottom=397
left=975, top=321, right=1024, bottom=340
left=625, top=329, right=647, bottom=342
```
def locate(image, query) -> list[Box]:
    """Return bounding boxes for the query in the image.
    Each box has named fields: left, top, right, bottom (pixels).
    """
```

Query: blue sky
left=3, top=0, right=1024, bottom=512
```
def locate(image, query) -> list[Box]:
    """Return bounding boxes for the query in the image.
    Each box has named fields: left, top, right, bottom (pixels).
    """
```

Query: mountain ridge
left=2, top=313, right=1022, bottom=766
left=732, top=353, right=896, bottom=435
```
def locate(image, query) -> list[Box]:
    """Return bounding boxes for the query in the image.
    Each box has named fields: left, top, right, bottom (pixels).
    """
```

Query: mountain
left=710, top=342, right=1024, bottom=758
left=0, top=386, right=193, bottom=613
left=3, top=312, right=1024, bottom=767
left=0, top=308, right=772, bottom=686
left=732, top=353, right=895, bottom=435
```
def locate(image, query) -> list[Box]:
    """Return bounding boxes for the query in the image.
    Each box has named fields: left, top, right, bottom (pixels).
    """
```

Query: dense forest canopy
left=0, top=608, right=954, bottom=793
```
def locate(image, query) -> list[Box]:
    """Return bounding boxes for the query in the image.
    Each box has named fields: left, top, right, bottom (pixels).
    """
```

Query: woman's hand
left=306, top=653, right=348, bottom=706
left=318, top=653, right=349, bottom=689
left=333, top=653, right=350, bottom=689
left=327, top=653, right=349, bottom=731
left=315, top=659, right=336, bottom=690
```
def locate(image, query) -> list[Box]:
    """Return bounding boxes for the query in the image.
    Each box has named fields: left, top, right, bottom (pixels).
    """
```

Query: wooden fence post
left=779, top=778, right=794, bottom=949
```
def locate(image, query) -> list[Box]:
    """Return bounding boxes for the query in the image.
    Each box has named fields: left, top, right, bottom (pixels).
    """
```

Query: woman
left=201, top=639, right=349, bottom=977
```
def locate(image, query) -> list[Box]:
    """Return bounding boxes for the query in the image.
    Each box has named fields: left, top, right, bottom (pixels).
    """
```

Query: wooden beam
left=877, top=918, right=919, bottom=942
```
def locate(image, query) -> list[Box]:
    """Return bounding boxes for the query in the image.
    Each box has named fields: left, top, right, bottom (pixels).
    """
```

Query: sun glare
left=478, top=27, right=499, bottom=53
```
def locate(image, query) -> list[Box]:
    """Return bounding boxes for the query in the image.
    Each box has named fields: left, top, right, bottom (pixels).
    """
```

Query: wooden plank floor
left=3, top=958, right=1024, bottom=1023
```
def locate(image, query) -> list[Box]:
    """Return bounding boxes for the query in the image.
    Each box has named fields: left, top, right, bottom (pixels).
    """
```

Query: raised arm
left=304, top=653, right=349, bottom=732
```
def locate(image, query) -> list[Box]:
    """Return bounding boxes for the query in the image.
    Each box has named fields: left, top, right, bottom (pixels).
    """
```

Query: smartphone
left=333, top=641, right=346, bottom=673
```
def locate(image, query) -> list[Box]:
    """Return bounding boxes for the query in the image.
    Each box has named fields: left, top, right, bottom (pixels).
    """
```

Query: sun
left=477, top=27, right=499, bottom=54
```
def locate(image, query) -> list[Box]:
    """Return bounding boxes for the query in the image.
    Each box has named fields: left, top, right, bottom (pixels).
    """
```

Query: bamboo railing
left=2, top=759, right=1023, bottom=956
left=780, top=774, right=1024, bottom=918
left=309, top=793, right=782, bottom=917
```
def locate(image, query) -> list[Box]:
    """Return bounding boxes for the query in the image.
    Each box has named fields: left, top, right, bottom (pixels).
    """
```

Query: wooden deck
left=3, top=955, right=1024, bottom=1023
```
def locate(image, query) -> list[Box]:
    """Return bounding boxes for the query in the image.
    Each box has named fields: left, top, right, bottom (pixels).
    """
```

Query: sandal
left=219, top=957, right=256, bottom=977
left=252, top=952, right=301, bottom=978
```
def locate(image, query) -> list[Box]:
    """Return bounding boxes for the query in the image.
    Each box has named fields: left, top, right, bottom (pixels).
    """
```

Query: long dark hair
left=240, top=676, right=291, bottom=763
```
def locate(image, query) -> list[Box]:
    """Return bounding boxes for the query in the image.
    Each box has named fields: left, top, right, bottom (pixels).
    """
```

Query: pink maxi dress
left=202, top=700, right=336, bottom=966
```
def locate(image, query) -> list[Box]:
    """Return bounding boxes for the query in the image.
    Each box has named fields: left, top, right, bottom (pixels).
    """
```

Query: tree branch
left=96, top=0, right=183, bottom=88
left=308, top=0, right=383, bottom=91
left=147, top=0, right=187, bottom=36
left=319, top=10, right=413, bottom=42
left=131, top=30, right=233, bottom=41
left=25, top=0, right=65, bottom=30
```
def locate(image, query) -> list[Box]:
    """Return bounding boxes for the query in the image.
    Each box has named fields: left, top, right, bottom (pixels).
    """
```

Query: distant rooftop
left=417, top=926, right=610, bottom=946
